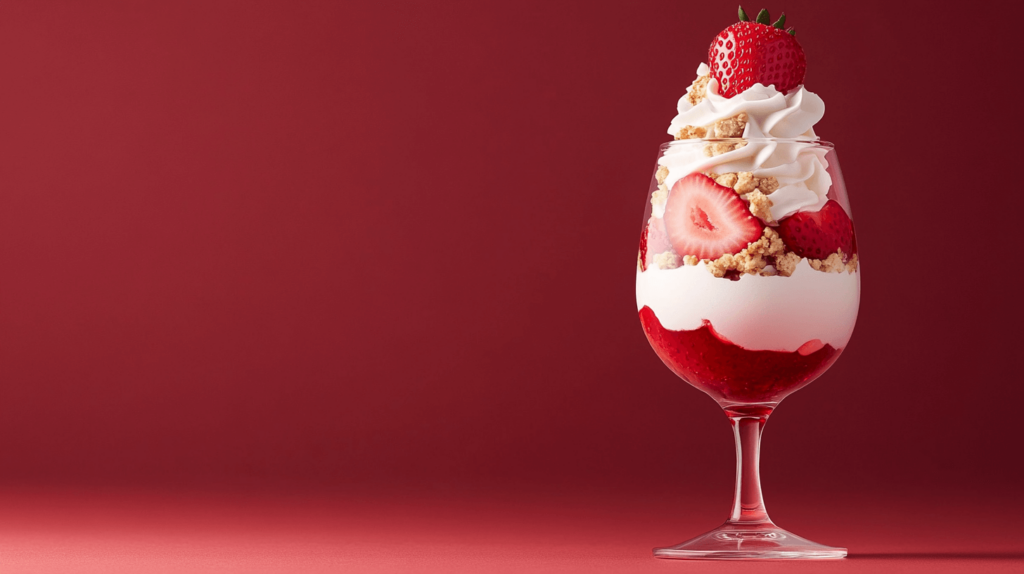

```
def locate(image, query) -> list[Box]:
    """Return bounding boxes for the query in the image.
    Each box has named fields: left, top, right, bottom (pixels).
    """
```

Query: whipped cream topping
left=636, top=260, right=860, bottom=352
left=660, top=64, right=831, bottom=221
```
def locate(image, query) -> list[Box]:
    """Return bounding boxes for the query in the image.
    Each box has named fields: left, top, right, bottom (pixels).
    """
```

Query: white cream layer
left=636, top=260, right=860, bottom=352
left=660, top=64, right=831, bottom=222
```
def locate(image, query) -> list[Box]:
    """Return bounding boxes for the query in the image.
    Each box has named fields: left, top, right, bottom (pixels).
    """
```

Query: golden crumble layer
left=704, top=227, right=787, bottom=277
left=704, top=140, right=746, bottom=156
left=809, top=251, right=859, bottom=274
left=685, top=74, right=711, bottom=106
left=714, top=113, right=747, bottom=137
left=653, top=251, right=680, bottom=270
left=709, top=172, right=779, bottom=196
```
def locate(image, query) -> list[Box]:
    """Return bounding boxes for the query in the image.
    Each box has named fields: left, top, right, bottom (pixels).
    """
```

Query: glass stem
left=725, top=406, right=773, bottom=526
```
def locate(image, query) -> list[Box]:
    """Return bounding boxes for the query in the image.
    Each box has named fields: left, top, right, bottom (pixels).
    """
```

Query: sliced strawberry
left=639, top=216, right=673, bottom=270
left=776, top=200, right=856, bottom=260
left=647, top=216, right=671, bottom=263
left=663, top=173, right=764, bottom=260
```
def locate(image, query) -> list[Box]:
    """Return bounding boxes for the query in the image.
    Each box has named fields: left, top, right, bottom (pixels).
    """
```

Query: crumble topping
left=809, top=251, right=846, bottom=273
left=774, top=252, right=802, bottom=277
left=651, top=183, right=668, bottom=212
left=703, top=255, right=734, bottom=277
left=655, top=165, right=669, bottom=184
left=845, top=253, right=859, bottom=273
left=707, top=171, right=779, bottom=195
left=745, top=190, right=775, bottom=224
left=807, top=250, right=859, bottom=274
left=758, top=176, right=779, bottom=194
left=682, top=112, right=750, bottom=155
left=735, top=172, right=758, bottom=194
left=685, top=74, right=711, bottom=106
left=714, top=173, right=738, bottom=188
left=704, top=140, right=747, bottom=157
left=713, top=112, right=747, bottom=138
left=704, top=227, right=787, bottom=278
left=675, top=125, right=707, bottom=140
left=806, top=250, right=859, bottom=274
left=654, top=251, right=680, bottom=270
left=643, top=238, right=859, bottom=277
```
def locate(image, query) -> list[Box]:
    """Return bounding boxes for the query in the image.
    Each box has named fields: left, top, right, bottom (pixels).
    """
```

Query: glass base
left=653, top=522, right=846, bottom=560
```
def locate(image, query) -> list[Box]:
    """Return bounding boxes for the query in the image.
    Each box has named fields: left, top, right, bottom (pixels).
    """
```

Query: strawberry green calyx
left=734, top=7, right=796, bottom=35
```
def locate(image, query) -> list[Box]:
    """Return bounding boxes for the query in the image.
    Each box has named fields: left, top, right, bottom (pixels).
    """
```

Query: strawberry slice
left=776, top=200, right=856, bottom=260
left=663, top=173, right=764, bottom=260
left=639, top=216, right=673, bottom=271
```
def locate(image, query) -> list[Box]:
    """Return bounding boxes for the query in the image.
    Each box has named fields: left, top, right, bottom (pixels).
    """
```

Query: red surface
left=0, top=488, right=1020, bottom=573
left=639, top=307, right=841, bottom=403
left=0, top=0, right=1021, bottom=570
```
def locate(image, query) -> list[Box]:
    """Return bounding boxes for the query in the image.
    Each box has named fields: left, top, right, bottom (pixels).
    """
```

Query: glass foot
left=654, top=522, right=846, bottom=560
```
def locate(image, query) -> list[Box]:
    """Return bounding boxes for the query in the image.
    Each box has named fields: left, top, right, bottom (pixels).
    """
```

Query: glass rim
left=660, top=138, right=834, bottom=149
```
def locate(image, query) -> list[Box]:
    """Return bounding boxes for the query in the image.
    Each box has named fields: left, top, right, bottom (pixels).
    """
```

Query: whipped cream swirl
left=659, top=64, right=831, bottom=221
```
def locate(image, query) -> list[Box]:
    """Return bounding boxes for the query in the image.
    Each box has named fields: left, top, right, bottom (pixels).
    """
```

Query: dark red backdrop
left=0, top=0, right=1020, bottom=510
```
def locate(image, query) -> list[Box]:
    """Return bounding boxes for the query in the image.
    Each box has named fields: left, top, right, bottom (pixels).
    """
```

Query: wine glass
left=636, top=138, right=858, bottom=559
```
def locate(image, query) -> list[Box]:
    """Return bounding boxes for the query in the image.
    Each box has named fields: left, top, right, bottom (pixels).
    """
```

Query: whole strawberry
left=776, top=200, right=856, bottom=261
left=708, top=7, right=806, bottom=98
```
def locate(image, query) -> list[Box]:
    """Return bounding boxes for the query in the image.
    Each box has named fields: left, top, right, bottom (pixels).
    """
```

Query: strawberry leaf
left=755, top=9, right=770, bottom=25
left=772, top=14, right=786, bottom=29
left=787, top=27, right=796, bottom=36
left=738, top=6, right=749, bottom=21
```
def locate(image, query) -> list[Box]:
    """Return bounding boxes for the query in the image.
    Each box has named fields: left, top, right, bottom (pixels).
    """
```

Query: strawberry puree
left=639, top=306, right=841, bottom=404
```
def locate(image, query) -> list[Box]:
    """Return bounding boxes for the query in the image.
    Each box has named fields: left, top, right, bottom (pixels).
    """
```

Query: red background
left=0, top=0, right=1021, bottom=572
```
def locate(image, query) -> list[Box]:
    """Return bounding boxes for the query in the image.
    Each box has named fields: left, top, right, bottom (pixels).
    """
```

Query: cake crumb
left=809, top=250, right=846, bottom=273
left=715, top=173, right=738, bottom=188
left=735, top=172, right=758, bottom=193
left=675, top=125, right=707, bottom=140
left=703, top=227, right=787, bottom=277
left=651, top=183, right=668, bottom=211
left=745, top=190, right=775, bottom=224
left=710, top=172, right=780, bottom=195
left=766, top=227, right=786, bottom=254
left=704, top=254, right=734, bottom=277
left=683, top=255, right=699, bottom=266
left=685, top=74, right=711, bottom=106
left=774, top=252, right=801, bottom=277
left=656, top=165, right=669, bottom=184
left=845, top=253, right=859, bottom=273
left=758, top=176, right=780, bottom=194
left=704, top=141, right=746, bottom=157
left=714, top=112, right=747, bottom=138
left=654, top=251, right=680, bottom=270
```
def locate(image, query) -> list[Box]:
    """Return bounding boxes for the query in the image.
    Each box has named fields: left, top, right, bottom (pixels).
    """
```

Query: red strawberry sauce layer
left=639, top=306, right=841, bottom=404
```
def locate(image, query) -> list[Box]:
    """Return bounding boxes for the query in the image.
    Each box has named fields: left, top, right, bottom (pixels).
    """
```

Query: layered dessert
left=637, top=8, right=859, bottom=405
